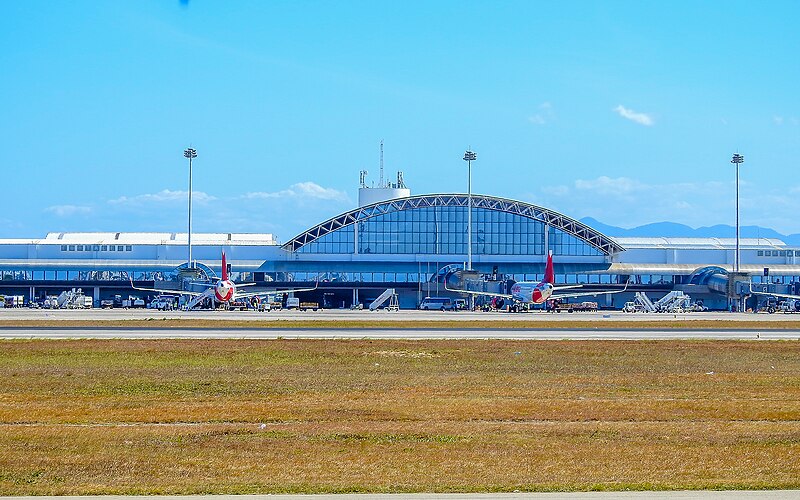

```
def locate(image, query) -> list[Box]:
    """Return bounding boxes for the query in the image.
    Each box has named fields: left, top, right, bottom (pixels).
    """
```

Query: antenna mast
left=379, top=139, right=385, bottom=188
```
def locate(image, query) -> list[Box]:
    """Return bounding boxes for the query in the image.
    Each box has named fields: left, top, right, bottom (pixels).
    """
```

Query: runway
left=2, top=308, right=798, bottom=322
left=1, top=327, right=797, bottom=340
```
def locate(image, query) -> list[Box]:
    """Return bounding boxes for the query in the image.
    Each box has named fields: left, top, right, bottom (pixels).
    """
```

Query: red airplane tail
left=221, top=251, right=228, bottom=281
left=543, top=250, right=554, bottom=284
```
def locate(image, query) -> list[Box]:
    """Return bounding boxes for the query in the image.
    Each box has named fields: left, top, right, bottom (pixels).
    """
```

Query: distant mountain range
left=580, top=217, right=800, bottom=246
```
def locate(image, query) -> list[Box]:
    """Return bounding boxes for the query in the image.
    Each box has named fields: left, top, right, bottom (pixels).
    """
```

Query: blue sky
left=1, top=1, right=799, bottom=240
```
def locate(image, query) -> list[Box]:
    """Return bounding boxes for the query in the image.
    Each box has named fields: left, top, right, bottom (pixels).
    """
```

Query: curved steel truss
left=282, top=194, right=625, bottom=255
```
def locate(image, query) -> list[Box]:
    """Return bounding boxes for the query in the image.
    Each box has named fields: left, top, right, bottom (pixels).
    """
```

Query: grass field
left=1, top=339, right=799, bottom=494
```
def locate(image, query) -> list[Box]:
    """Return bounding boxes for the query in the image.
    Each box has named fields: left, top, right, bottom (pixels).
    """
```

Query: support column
left=93, top=287, right=100, bottom=308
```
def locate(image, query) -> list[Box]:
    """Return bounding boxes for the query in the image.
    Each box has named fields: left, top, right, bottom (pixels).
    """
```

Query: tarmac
left=0, top=308, right=796, bottom=322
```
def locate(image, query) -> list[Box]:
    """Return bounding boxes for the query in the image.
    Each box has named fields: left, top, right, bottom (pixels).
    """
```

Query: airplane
left=130, top=251, right=318, bottom=308
left=446, top=251, right=629, bottom=307
left=748, top=283, right=800, bottom=312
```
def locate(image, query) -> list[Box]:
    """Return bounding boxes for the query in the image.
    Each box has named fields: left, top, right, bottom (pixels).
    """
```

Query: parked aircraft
left=748, top=283, right=800, bottom=302
left=130, top=251, right=317, bottom=308
left=748, top=284, right=800, bottom=313
left=447, top=251, right=628, bottom=306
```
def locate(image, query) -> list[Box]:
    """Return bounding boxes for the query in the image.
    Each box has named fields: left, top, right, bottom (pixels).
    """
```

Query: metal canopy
left=282, top=194, right=625, bottom=256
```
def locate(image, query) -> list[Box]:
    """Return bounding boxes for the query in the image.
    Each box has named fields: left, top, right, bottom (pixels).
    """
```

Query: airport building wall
left=1, top=194, right=800, bottom=309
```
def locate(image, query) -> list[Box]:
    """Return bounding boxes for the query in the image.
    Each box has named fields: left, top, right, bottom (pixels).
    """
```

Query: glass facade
left=297, top=205, right=602, bottom=256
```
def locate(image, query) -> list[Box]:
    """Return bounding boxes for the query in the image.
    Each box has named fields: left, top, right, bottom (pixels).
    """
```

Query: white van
left=419, top=297, right=453, bottom=311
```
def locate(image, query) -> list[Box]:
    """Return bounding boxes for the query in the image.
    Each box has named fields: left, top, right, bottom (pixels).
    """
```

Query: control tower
left=358, top=141, right=411, bottom=207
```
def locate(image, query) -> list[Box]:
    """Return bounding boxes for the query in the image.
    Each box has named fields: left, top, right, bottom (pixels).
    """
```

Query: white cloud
left=574, top=176, right=644, bottom=197
left=45, top=205, right=92, bottom=217
left=244, top=182, right=349, bottom=202
left=773, top=115, right=784, bottom=125
left=539, top=176, right=732, bottom=228
left=528, top=101, right=554, bottom=125
left=108, top=189, right=216, bottom=205
left=535, top=175, right=800, bottom=233
left=528, top=115, right=546, bottom=125
left=613, top=105, right=654, bottom=126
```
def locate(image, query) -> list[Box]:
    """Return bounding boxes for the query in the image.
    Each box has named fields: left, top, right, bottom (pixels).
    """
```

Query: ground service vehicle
left=622, top=301, right=645, bottom=313
left=776, top=299, right=800, bottom=313
left=285, top=297, right=300, bottom=309
left=1, top=295, right=24, bottom=308
left=419, top=297, right=453, bottom=311
left=122, top=296, right=145, bottom=309
left=552, top=301, right=598, bottom=313
left=299, top=301, right=320, bottom=311
left=227, top=298, right=249, bottom=311
left=148, top=295, right=177, bottom=311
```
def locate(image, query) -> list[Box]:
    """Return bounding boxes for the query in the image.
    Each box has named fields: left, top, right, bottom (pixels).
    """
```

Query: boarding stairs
left=370, top=288, right=398, bottom=311
left=633, top=292, right=656, bottom=313
left=184, top=288, right=216, bottom=310
left=56, top=290, right=73, bottom=309
left=652, top=291, right=690, bottom=313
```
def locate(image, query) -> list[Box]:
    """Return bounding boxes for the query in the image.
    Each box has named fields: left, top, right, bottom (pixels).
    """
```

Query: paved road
left=1, top=308, right=795, bottom=322
left=4, top=492, right=799, bottom=499
left=1, top=327, right=797, bottom=340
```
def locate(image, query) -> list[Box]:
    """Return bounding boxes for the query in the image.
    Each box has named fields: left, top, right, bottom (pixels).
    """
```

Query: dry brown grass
left=0, top=339, right=798, bottom=493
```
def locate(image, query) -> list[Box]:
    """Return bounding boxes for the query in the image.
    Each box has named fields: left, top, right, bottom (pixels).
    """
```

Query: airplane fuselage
left=510, top=281, right=554, bottom=304
left=214, top=279, right=236, bottom=302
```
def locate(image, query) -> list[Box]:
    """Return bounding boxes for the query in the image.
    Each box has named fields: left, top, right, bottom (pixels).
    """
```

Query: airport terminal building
left=1, top=183, right=799, bottom=310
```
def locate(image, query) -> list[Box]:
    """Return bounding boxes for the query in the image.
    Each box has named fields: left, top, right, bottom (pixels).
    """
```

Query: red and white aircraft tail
left=543, top=250, right=555, bottom=285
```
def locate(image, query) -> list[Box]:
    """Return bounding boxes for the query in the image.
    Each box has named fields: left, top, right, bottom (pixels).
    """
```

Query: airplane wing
left=552, top=280, right=630, bottom=300
left=129, top=277, right=208, bottom=296
left=234, top=281, right=320, bottom=299
left=552, top=284, right=584, bottom=291
left=187, top=279, right=218, bottom=287
left=444, top=282, right=513, bottom=299
left=748, top=285, right=800, bottom=301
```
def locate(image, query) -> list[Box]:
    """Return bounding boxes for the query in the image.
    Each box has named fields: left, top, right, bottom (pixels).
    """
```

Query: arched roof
left=282, top=194, right=625, bottom=256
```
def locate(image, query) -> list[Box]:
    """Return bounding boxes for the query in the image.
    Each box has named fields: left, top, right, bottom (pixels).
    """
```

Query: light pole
left=463, top=149, right=477, bottom=271
left=731, top=153, right=744, bottom=273
left=184, top=147, right=197, bottom=269
left=463, top=149, right=476, bottom=311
